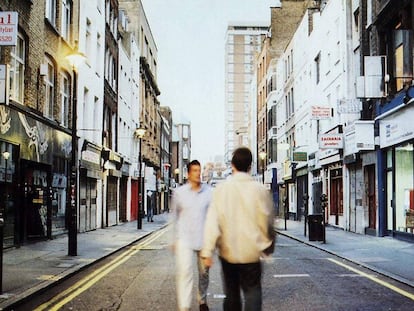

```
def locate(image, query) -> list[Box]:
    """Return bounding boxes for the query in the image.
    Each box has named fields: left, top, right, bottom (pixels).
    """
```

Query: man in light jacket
left=201, top=147, right=275, bottom=311
left=171, top=160, right=212, bottom=311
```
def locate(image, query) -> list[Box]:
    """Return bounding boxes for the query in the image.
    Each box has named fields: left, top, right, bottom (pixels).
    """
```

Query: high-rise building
left=224, top=23, right=269, bottom=164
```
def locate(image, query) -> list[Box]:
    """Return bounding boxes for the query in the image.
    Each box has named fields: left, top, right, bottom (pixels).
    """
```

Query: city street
left=12, top=227, right=414, bottom=311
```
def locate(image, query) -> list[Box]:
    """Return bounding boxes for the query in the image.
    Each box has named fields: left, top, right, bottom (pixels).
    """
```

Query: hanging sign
left=0, top=12, right=18, bottom=46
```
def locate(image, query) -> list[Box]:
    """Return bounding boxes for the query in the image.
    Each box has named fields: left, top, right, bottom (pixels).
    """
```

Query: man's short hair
left=187, top=160, right=201, bottom=172
left=231, top=147, right=252, bottom=172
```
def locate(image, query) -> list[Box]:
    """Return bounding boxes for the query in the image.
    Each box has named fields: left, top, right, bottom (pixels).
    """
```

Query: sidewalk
left=0, top=213, right=169, bottom=310
left=275, top=218, right=414, bottom=288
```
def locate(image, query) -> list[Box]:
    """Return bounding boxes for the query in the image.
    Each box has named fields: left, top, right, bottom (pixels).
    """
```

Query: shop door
left=80, top=176, right=97, bottom=232
left=21, top=161, right=52, bottom=241
left=296, top=175, right=308, bottom=221
left=312, top=181, right=322, bottom=214
left=106, top=176, right=118, bottom=226
left=119, top=177, right=128, bottom=222
left=330, top=177, right=343, bottom=226
left=367, top=165, right=376, bottom=229
left=131, top=180, right=138, bottom=220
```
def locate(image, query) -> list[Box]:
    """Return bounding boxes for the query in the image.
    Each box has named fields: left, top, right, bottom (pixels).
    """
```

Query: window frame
left=9, top=33, right=25, bottom=103
left=45, top=0, right=57, bottom=27
left=60, top=71, right=71, bottom=127
left=44, top=56, right=55, bottom=119
left=61, top=0, right=72, bottom=41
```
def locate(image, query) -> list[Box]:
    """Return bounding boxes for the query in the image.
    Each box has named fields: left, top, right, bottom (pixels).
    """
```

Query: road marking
left=212, top=294, right=226, bottom=299
left=328, top=258, right=414, bottom=301
left=337, top=274, right=364, bottom=278
left=34, top=228, right=168, bottom=311
left=273, top=274, right=310, bottom=278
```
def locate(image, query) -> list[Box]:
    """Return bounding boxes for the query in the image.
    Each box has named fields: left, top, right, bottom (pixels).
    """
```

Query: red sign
left=0, top=12, right=18, bottom=46
left=319, top=134, right=343, bottom=149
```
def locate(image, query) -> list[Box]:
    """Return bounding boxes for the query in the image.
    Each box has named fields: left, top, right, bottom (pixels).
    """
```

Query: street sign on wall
left=319, top=133, right=343, bottom=149
left=0, top=12, right=18, bottom=46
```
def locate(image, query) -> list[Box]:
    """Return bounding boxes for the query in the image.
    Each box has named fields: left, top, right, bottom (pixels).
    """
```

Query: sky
left=141, top=0, right=272, bottom=165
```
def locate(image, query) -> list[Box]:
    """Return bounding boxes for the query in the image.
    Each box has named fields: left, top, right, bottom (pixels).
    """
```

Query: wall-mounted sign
left=311, top=106, right=332, bottom=119
left=379, top=105, right=414, bottom=148
left=344, top=121, right=375, bottom=155
left=0, top=12, right=18, bottom=46
left=319, top=134, right=343, bottom=149
left=292, top=151, right=307, bottom=162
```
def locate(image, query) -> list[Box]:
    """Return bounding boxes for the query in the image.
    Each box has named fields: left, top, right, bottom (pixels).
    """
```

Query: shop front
left=319, top=127, right=344, bottom=228
left=79, top=141, right=102, bottom=232
left=0, top=106, right=72, bottom=245
left=102, top=149, right=123, bottom=227
left=379, top=103, right=414, bottom=239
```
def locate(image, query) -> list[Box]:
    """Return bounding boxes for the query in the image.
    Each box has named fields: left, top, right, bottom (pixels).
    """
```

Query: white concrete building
left=77, top=0, right=105, bottom=231
left=273, top=0, right=360, bottom=230
left=117, top=10, right=141, bottom=222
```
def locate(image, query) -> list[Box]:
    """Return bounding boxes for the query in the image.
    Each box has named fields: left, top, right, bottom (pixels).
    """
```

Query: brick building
left=0, top=0, right=80, bottom=246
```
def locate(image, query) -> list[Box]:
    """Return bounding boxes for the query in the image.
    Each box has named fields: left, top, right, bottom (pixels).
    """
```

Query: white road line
left=273, top=274, right=310, bottom=278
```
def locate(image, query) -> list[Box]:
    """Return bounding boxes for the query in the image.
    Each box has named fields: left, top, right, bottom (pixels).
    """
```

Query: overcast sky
left=141, top=0, right=272, bottom=165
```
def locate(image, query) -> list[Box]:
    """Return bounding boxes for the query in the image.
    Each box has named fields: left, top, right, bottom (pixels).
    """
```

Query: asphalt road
left=12, top=227, right=414, bottom=311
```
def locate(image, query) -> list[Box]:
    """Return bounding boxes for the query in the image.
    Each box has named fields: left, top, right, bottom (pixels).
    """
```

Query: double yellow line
left=35, top=228, right=167, bottom=311
left=328, top=258, right=414, bottom=301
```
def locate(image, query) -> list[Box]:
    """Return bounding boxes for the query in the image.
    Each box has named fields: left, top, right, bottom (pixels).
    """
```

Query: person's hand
left=202, top=257, right=213, bottom=268
left=169, top=243, right=176, bottom=254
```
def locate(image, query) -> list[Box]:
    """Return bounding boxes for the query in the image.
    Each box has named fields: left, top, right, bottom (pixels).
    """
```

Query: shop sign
left=0, top=12, right=18, bottom=46
left=293, top=151, right=307, bottom=162
left=319, top=134, right=343, bottom=149
left=0, top=64, right=9, bottom=105
left=379, top=106, right=414, bottom=148
left=344, top=121, right=375, bottom=156
left=311, top=106, right=332, bottom=119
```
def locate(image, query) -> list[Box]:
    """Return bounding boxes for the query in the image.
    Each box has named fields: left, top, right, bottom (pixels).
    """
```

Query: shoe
left=199, top=303, right=209, bottom=311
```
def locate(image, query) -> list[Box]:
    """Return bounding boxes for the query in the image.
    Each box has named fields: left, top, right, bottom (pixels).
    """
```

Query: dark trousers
left=219, top=257, right=262, bottom=311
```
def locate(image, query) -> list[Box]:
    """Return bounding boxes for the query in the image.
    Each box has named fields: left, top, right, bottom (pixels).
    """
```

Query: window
left=61, top=0, right=72, bottom=41
left=394, top=30, right=413, bottom=91
left=9, top=33, right=25, bottom=103
left=46, top=0, right=57, bottom=26
left=60, top=72, right=70, bottom=127
left=44, top=57, right=55, bottom=118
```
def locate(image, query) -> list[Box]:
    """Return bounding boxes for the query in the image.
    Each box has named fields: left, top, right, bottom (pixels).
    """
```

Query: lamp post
left=135, top=127, right=146, bottom=229
left=0, top=151, right=10, bottom=294
left=259, top=151, right=266, bottom=184
left=65, top=47, right=86, bottom=256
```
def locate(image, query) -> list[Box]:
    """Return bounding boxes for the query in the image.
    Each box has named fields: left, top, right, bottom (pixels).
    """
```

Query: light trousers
left=175, top=240, right=209, bottom=310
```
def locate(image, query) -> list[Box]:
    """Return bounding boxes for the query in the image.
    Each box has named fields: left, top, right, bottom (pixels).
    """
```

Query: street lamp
left=65, top=47, right=86, bottom=256
left=0, top=150, right=10, bottom=294
left=135, top=127, right=146, bottom=229
left=259, top=151, right=266, bottom=184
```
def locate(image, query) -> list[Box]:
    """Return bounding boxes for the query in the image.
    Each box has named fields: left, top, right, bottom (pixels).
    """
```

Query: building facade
left=224, top=23, right=268, bottom=165
left=0, top=0, right=80, bottom=246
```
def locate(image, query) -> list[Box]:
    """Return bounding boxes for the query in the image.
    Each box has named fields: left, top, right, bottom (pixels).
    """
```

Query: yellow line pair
left=328, top=258, right=414, bottom=301
left=35, top=228, right=167, bottom=311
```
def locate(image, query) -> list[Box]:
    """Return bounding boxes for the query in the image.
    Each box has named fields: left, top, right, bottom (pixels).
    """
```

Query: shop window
left=395, top=143, right=414, bottom=232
